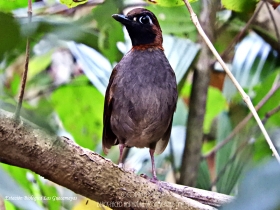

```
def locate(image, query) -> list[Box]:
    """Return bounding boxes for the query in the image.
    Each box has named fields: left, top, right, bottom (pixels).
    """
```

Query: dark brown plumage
left=102, top=8, right=178, bottom=180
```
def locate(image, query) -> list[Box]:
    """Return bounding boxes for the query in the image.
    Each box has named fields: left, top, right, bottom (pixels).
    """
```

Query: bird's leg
left=149, top=149, right=158, bottom=182
left=118, top=144, right=125, bottom=168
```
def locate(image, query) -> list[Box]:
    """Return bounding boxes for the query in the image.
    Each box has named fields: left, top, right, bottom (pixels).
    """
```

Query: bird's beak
left=112, top=14, right=132, bottom=26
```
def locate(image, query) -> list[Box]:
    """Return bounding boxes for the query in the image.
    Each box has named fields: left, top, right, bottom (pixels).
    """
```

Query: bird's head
left=112, top=8, right=163, bottom=49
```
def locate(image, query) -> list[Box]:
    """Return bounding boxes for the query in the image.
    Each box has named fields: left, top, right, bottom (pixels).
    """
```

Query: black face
left=112, top=8, right=162, bottom=47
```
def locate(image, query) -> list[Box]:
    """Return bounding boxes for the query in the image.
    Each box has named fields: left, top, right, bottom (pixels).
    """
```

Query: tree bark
left=180, top=0, right=219, bottom=186
left=0, top=109, right=233, bottom=210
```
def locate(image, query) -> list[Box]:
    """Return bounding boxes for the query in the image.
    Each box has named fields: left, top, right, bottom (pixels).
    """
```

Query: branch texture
left=0, top=109, right=233, bottom=210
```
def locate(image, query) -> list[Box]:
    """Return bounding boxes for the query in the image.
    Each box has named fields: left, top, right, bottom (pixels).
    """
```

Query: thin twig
left=159, top=181, right=233, bottom=207
left=204, top=74, right=280, bottom=158
left=14, top=0, right=32, bottom=121
left=220, top=1, right=264, bottom=60
left=183, top=0, right=280, bottom=163
left=263, top=105, right=280, bottom=124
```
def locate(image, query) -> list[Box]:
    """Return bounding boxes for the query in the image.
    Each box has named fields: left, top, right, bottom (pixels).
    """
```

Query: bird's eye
left=138, top=15, right=152, bottom=24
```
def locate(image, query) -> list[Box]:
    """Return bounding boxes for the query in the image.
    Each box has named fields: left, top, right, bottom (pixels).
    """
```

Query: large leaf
left=67, top=42, right=112, bottom=95
left=28, top=50, right=53, bottom=81
left=163, top=36, right=200, bottom=91
left=19, top=15, right=99, bottom=50
left=215, top=112, right=253, bottom=194
left=251, top=71, right=280, bottom=160
left=91, top=0, right=124, bottom=63
left=181, top=83, right=227, bottom=133
left=34, top=175, right=61, bottom=210
left=253, top=70, right=280, bottom=125
left=51, top=76, right=104, bottom=150
left=60, top=0, right=87, bottom=8
left=144, top=0, right=197, bottom=7
left=221, top=0, right=258, bottom=13
left=196, top=160, right=211, bottom=190
left=0, top=0, right=33, bottom=12
left=223, top=33, right=278, bottom=100
left=147, top=4, right=200, bottom=41
left=0, top=12, right=21, bottom=60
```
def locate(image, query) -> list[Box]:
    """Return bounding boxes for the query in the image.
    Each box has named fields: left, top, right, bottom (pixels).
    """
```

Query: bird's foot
left=149, top=176, right=158, bottom=184
left=140, top=174, right=158, bottom=182
left=118, top=162, right=124, bottom=168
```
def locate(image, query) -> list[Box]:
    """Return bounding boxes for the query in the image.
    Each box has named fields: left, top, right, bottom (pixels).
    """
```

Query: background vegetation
left=0, top=0, right=280, bottom=209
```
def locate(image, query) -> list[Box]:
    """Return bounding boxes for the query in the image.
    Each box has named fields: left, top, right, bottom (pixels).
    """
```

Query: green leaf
left=4, top=200, right=16, bottom=210
left=0, top=12, right=21, bottom=60
left=1, top=164, right=33, bottom=195
left=180, top=83, right=227, bottom=133
left=0, top=165, right=43, bottom=210
left=7, top=74, right=21, bottom=97
left=92, top=0, right=124, bottom=63
left=145, top=0, right=197, bottom=7
left=253, top=70, right=280, bottom=126
left=28, top=51, right=53, bottom=81
left=204, top=87, right=227, bottom=133
left=215, top=112, right=253, bottom=194
left=0, top=0, right=33, bottom=12
left=221, top=0, right=258, bottom=13
left=147, top=4, right=200, bottom=41
left=34, top=175, right=60, bottom=210
left=60, top=0, right=87, bottom=8
left=51, top=76, right=104, bottom=150
left=20, top=15, right=99, bottom=51
left=196, top=160, right=211, bottom=190
left=253, top=135, right=272, bottom=161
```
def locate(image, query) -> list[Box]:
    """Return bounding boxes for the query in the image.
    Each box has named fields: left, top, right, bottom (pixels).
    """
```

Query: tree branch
left=179, top=0, right=219, bottom=187
left=0, top=109, right=233, bottom=210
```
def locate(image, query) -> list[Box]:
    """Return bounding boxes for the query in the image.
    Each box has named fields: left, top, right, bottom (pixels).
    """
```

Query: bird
left=102, top=8, right=178, bottom=181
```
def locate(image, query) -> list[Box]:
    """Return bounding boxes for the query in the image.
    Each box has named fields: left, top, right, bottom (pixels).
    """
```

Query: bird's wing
left=154, top=116, right=173, bottom=155
left=102, top=68, right=118, bottom=155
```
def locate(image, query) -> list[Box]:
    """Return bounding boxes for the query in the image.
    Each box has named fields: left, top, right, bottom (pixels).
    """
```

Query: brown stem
left=14, top=0, right=32, bottom=121
left=179, top=0, right=218, bottom=186
left=262, top=105, right=280, bottom=124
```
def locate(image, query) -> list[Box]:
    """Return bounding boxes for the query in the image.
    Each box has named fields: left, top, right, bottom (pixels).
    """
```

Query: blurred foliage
left=91, top=0, right=124, bottom=63
left=221, top=0, right=258, bottom=13
left=0, top=0, right=280, bottom=209
left=221, top=160, right=280, bottom=210
left=0, top=12, right=21, bottom=61
left=144, top=0, right=197, bottom=7
left=147, top=3, right=200, bottom=41
left=51, top=76, right=104, bottom=150
left=60, top=0, right=88, bottom=8
left=0, top=0, right=33, bottom=12
left=181, top=82, right=227, bottom=133
left=253, top=70, right=280, bottom=125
